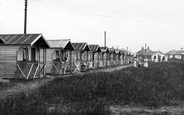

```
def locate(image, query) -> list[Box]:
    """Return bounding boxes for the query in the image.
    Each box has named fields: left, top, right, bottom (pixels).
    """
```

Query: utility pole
left=104, top=31, right=106, bottom=47
left=24, top=0, right=28, bottom=34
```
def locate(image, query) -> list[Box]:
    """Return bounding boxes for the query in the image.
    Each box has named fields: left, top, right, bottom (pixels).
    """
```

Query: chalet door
left=31, top=48, right=36, bottom=62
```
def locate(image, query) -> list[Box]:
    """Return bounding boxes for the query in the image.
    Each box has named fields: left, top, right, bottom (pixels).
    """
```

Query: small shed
left=119, top=49, right=125, bottom=65
left=100, top=47, right=109, bottom=67
left=108, top=48, right=115, bottom=66
left=120, top=48, right=128, bottom=64
left=114, top=48, right=120, bottom=65
left=88, top=44, right=101, bottom=69
left=45, top=39, right=74, bottom=75
left=72, top=42, right=90, bottom=71
left=0, top=34, right=50, bottom=79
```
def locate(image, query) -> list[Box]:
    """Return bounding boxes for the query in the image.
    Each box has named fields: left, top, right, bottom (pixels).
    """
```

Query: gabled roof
left=88, top=44, right=101, bottom=52
left=100, top=47, right=109, bottom=53
left=136, top=49, right=155, bottom=56
left=120, top=48, right=128, bottom=54
left=47, top=39, right=74, bottom=50
left=72, top=42, right=90, bottom=51
left=115, top=49, right=120, bottom=54
left=0, top=34, right=50, bottom=48
left=108, top=48, right=115, bottom=53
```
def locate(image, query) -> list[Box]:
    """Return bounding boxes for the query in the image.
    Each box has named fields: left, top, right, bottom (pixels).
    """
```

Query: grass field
left=1, top=60, right=184, bottom=115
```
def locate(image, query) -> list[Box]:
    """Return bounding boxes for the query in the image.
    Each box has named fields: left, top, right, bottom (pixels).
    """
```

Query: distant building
left=136, top=47, right=167, bottom=62
left=166, top=50, right=184, bottom=60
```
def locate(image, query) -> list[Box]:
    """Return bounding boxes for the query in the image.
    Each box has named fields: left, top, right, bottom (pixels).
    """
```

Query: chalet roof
left=88, top=44, right=101, bottom=52
left=0, top=34, right=50, bottom=48
left=114, top=49, right=120, bottom=54
left=47, top=39, right=74, bottom=50
left=108, top=48, right=115, bottom=53
left=100, top=47, right=109, bottom=53
left=136, top=49, right=155, bottom=56
left=72, top=42, right=90, bottom=51
left=120, top=48, right=128, bottom=54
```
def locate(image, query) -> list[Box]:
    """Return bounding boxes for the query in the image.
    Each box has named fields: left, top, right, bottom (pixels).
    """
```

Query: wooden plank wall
left=41, top=49, right=53, bottom=74
left=0, top=45, right=20, bottom=78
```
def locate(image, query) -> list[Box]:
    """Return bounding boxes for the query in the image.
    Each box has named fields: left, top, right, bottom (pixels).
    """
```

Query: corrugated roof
left=47, top=39, right=74, bottom=50
left=72, top=42, right=90, bottom=51
left=88, top=44, right=101, bottom=52
left=100, top=47, right=109, bottom=53
left=0, top=34, right=50, bottom=48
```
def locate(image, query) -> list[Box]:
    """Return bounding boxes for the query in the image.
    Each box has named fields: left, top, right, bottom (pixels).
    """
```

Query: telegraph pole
left=24, top=0, right=28, bottom=34
left=104, top=31, right=106, bottom=47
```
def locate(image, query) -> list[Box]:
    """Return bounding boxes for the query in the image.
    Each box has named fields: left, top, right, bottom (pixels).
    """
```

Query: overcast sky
left=0, top=0, right=184, bottom=53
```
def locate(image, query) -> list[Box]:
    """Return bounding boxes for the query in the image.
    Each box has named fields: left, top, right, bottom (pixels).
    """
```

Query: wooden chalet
left=88, top=44, right=101, bottom=69
left=45, top=39, right=74, bottom=75
left=100, top=47, right=109, bottom=67
left=114, top=48, right=120, bottom=65
left=121, top=48, right=129, bottom=64
left=72, top=42, right=90, bottom=71
left=119, top=49, right=125, bottom=65
left=108, top=48, right=115, bottom=66
left=0, top=34, right=50, bottom=79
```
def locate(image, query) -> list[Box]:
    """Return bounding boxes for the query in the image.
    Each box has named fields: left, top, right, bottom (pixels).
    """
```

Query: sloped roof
left=108, top=48, right=115, bottom=53
left=47, top=39, right=74, bottom=50
left=88, top=44, right=101, bottom=52
left=165, top=50, right=177, bottom=55
left=114, top=49, right=120, bottom=54
left=153, top=51, right=165, bottom=55
left=120, top=48, right=128, bottom=54
left=136, top=49, right=155, bottom=56
left=72, top=42, right=90, bottom=51
left=100, top=47, right=109, bottom=53
left=0, top=34, right=50, bottom=48
left=175, top=50, right=184, bottom=55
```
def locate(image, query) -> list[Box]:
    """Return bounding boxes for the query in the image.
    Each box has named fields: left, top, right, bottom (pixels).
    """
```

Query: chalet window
left=23, top=48, right=29, bottom=61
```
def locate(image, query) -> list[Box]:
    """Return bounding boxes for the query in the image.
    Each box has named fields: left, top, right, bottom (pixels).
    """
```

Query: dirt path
left=0, top=64, right=133, bottom=99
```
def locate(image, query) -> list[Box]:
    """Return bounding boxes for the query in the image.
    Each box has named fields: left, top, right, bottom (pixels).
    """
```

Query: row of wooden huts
left=0, top=34, right=132, bottom=79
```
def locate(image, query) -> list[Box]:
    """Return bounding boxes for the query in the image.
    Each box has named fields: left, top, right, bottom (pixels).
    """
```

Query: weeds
left=1, top=61, right=184, bottom=114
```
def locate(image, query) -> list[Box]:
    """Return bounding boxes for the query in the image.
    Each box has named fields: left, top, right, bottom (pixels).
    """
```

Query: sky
left=0, top=0, right=184, bottom=53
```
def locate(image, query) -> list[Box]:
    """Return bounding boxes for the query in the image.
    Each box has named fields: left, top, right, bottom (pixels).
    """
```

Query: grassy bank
left=1, top=61, right=184, bottom=114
